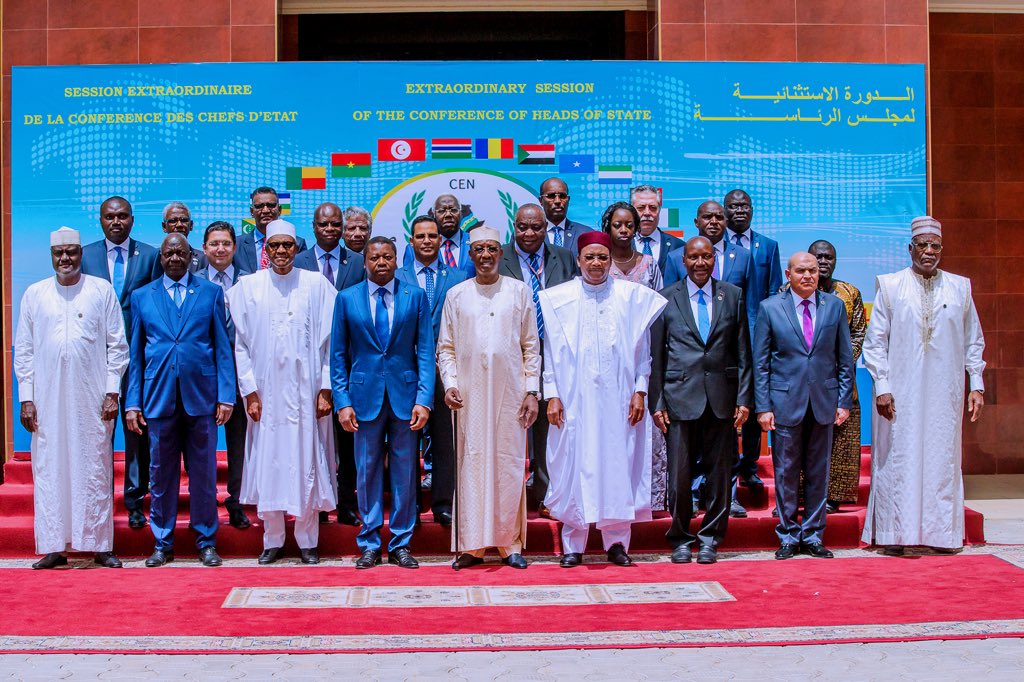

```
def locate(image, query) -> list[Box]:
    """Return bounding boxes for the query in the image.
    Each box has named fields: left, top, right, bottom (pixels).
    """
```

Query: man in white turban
left=14, top=227, right=128, bottom=569
left=862, top=216, right=986, bottom=553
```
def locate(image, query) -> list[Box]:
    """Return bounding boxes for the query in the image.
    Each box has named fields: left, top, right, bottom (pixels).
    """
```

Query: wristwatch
left=525, top=391, right=540, bottom=398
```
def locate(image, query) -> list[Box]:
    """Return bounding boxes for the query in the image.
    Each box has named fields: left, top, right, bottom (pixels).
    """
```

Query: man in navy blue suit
left=753, top=252, right=854, bottom=560
left=126, top=234, right=236, bottom=567
left=403, top=194, right=475, bottom=276
left=294, top=201, right=365, bottom=528
left=396, top=215, right=467, bottom=527
left=631, top=184, right=684, bottom=275
left=332, top=236, right=435, bottom=570
left=539, top=177, right=594, bottom=255
left=80, top=196, right=162, bottom=530
left=725, top=189, right=784, bottom=509
left=233, top=186, right=308, bottom=272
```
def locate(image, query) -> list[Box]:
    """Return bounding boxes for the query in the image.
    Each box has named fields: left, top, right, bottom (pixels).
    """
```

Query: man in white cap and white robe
left=862, top=215, right=986, bottom=553
left=226, top=219, right=338, bottom=564
left=438, top=226, right=541, bottom=570
left=14, top=227, right=129, bottom=569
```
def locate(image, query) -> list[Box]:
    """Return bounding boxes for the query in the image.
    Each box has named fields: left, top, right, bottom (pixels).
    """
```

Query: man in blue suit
left=753, top=252, right=854, bottom=560
left=295, top=201, right=365, bottom=528
left=233, top=186, right=308, bottom=272
left=332, top=236, right=435, bottom=570
left=125, top=234, right=236, bottom=567
left=403, top=194, right=475, bottom=276
left=396, top=215, right=467, bottom=527
left=81, top=195, right=163, bottom=529
left=631, top=184, right=685, bottom=275
left=540, top=177, right=594, bottom=255
left=725, top=189, right=784, bottom=503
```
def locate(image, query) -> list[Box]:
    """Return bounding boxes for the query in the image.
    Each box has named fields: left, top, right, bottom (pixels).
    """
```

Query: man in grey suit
left=753, top=252, right=855, bottom=560
left=160, top=201, right=204, bottom=273
left=293, top=201, right=365, bottom=527
left=650, top=237, right=752, bottom=565
left=499, top=204, right=578, bottom=513
left=630, top=184, right=684, bottom=275
left=539, top=177, right=593, bottom=254
left=233, top=187, right=308, bottom=272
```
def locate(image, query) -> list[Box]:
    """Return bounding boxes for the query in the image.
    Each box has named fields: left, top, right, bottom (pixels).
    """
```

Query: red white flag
left=377, top=138, right=426, bottom=162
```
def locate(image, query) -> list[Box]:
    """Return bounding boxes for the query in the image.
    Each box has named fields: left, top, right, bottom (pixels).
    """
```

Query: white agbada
left=227, top=267, right=338, bottom=516
left=540, top=277, right=667, bottom=529
left=862, top=268, right=986, bottom=549
left=14, top=275, right=128, bottom=554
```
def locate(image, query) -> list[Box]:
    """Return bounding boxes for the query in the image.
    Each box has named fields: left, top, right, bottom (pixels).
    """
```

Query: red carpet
left=0, top=554, right=1022, bottom=652
left=0, top=449, right=985, bottom=557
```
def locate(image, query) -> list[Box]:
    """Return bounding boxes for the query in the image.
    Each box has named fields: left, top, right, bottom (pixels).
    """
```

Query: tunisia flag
left=377, top=138, right=427, bottom=162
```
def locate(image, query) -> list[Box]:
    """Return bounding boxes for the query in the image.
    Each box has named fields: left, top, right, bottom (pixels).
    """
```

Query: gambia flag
left=432, top=138, right=473, bottom=159
left=474, top=138, right=514, bottom=159
left=278, top=192, right=292, bottom=215
left=517, top=143, right=555, bottom=164
left=331, top=153, right=371, bottom=178
left=597, top=164, right=632, bottom=184
left=285, top=166, right=327, bottom=190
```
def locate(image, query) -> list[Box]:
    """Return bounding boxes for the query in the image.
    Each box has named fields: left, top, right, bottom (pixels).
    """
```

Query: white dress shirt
left=686, top=277, right=714, bottom=322
left=368, top=278, right=396, bottom=330
left=207, top=264, right=235, bottom=290
left=546, top=220, right=568, bottom=246
left=713, top=239, right=726, bottom=277
left=162, top=273, right=188, bottom=302
left=413, top=258, right=441, bottom=290
left=440, top=230, right=464, bottom=266
left=726, top=228, right=751, bottom=250
left=313, top=244, right=342, bottom=284
left=105, top=237, right=130, bottom=280
left=793, top=292, right=817, bottom=335
left=635, top=231, right=662, bottom=264
left=515, top=242, right=545, bottom=282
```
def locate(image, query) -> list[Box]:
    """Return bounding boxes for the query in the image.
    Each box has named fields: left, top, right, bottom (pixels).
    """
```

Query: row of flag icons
left=284, top=138, right=633, bottom=191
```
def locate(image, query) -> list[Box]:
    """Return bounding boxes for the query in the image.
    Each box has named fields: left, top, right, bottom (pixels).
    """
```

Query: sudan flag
left=331, top=153, right=372, bottom=178
left=285, top=166, right=327, bottom=190
left=517, top=144, right=555, bottom=164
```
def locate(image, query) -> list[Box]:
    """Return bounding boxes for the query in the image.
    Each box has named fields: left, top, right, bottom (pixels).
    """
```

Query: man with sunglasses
left=862, top=216, right=986, bottom=554
left=233, top=187, right=308, bottom=272
left=539, top=177, right=594, bottom=255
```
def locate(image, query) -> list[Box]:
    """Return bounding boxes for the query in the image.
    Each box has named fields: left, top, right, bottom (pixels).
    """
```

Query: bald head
left=786, top=251, right=819, bottom=298
left=694, top=200, right=727, bottom=244
left=514, top=203, right=547, bottom=254
left=160, top=233, right=191, bottom=280
left=685, top=235, right=713, bottom=254
left=683, top=236, right=715, bottom=286
left=313, top=202, right=344, bottom=251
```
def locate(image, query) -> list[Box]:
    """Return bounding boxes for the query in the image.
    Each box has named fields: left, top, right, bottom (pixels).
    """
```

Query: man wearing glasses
left=862, top=216, right=986, bottom=555
left=539, top=177, right=594, bottom=255
left=234, top=187, right=308, bottom=272
left=160, top=202, right=205, bottom=273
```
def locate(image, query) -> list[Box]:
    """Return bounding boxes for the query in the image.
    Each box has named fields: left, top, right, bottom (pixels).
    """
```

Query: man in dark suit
left=294, top=201, right=365, bottom=527
left=332, top=237, right=435, bottom=569
left=630, top=184, right=684, bottom=275
left=539, top=177, right=593, bottom=254
left=81, top=195, right=162, bottom=529
left=753, top=252, right=855, bottom=560
left=403, top=194, right=475, bottom=276
left=160, top=201, right=204, bottom=273
left=650, top=236, right=752, bottom=565
left=194, top=221, right=253, bottom=529
left=498, top=203, right=577, bottom=513
left=396, top=215, right=467, bottom=526
left=125, top=233, right=236, bottom=568
left=233, top=186, right=308, bottom=272
left=725, top=189, right=784, bottom=501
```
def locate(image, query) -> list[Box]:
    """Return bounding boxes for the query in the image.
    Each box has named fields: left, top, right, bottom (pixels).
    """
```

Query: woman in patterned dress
left=601, top=201, right=667, bottom=509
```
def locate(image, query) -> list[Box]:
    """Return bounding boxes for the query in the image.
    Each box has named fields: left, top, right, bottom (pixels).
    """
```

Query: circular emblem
left=390, top=140, right=412, bottom=161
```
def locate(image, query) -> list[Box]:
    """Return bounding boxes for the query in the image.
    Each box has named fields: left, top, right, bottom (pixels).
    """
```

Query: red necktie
left=443, top=240, right=457, bottom=269
left=258, top=236, right=270, bottom=270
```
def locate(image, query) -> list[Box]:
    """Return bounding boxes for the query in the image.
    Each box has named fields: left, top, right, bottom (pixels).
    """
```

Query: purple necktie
left=712, top=250, right=720, bottom=279
left=801, top=299, right=813, bottom=348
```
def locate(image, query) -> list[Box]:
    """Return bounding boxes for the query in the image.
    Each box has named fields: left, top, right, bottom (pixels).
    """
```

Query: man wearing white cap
left=226, top=219, right=339, bottom=564
left=862, top=216, right=986, bottom=553
left=438, top=226, right=541, bottom=569
left=14, top=227, right=129, bottom=569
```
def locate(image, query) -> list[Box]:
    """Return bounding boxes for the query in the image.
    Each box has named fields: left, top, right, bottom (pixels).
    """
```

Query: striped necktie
left=528, top=253, right=544, bottom=340
left=442, top=239, right=457, bottom=269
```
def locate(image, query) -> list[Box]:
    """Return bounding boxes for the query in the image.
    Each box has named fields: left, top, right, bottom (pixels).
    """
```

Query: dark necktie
left=423, top=266, right=435, bottom=307
left=323, top=253, right=334, bottom=284
left=375, top=287, right=390, bottom=349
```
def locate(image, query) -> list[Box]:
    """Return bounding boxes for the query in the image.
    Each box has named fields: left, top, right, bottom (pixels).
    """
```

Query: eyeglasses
left=252, top=202, right=279, bottom=210
left=164, top=217, right=191, bottom=225
left=581, top=253, right=610, bottom=262
left=541, top=192, right=568, bottom=200
left=435, top=206, right=460, bottom=215
left=471, top=245, right=500, bottom=254
left=911, top=241, right=942, bottom=252
left=266, top=241, right=295, bottom=251
left=315, top=221, right=343, bottom=228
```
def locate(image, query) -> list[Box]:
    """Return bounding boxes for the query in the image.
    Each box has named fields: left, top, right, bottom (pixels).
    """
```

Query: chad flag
left=286, top=166, right=327, bottom=190
left=331, top=153, right=372, bottom=178
left=474, top=138, right=514, bottom=159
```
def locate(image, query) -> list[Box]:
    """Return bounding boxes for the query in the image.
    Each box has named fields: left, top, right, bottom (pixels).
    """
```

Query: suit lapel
left=810, top=291, right=827, bottom=350
left=356, top=282, right=383, bottom=352
left=153, top=279, right=175, bottom=334
left=722, top=242, right=735, bottom=280
left=707, top=280, right=725, bottom=338
left=781, top=289, right=807, bottom=350
left=673, top=284, right=700, bottom=340
left=387, top=282, right=410, bottom=351
left=243, top=233, right=258, bottom=271
left=503, top=247, right=524, bottom=280
left=542, top=248, right=560, bottom=287
left=122, top=239, right=141, bottom=295
left=433, top=267, right=452, bottom=317
left=172, top=273, right=199, bottom=337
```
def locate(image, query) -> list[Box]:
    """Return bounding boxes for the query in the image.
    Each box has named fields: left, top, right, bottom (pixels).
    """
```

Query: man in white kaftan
left=862, top=216, right=986, bottom=552
left=540, top=230, right=667, bottom=567
left=14, top=227, right=128, bottom=569
left=438, top=227, right=541, bottom=570
left=226, top=220, right=338, bottom=564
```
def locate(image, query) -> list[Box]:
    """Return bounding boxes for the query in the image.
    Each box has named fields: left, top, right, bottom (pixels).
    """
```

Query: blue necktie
left=112, top=246, right=125, bottom=296
left=528, top=253, right=544, bottom=340
left=553, top=227, right=564, bottom=248
left=732, top=233, right=744, bottom=247
left=322, top=253, right=334, bottom=284
left=374, top=287, right=390, bottom=349
left=697, top=290, right=710, bottom=342
left=172, top=282, right=184, bottom=308
left=641, top=236, right=653, bottom=256
left=423, top=266, right=435, bottom=307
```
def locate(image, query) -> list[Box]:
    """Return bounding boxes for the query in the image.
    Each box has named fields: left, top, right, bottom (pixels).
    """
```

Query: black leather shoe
left=228, top=508, right=252, bottom=529
left=319, top=511, right=330, bottom=524
left=742, top=474, right=765, bottom=492
left=258, top=547, right=282, bottom=565
left=670, top=545, right=692, bottom=564
left=145, top=549, right=174, bottom=567
left=882, top=545, right=905, bottom=556
left=94, top=552, right=122, bottom=568
left=32, top=553, right=67, bottom=570
left=802, top=542, right=834, bottom=558
left=388, top=547, right=419, bottom=569
left=559, top=552, right=583, bottom=568
left=825, top=501, right=839, bottom=514
left=771, top=506, right=779, bottom=517
left=775, top=543, right=799, bottom=560
left=336, top=507, right=362, bottom=527
left=355, top=549, right=382, bottom=569
left=502, top=553, right=528, bottom=569
left=198, top=547, right=223, bottom=567
left=452, top=553, right=484, bottom=570
left=607, top=543, right=633, bottom=566
left=730, top=500, right=748, bottom=518
left=433, top=511, right=453, bottom=527
left=128, top=509, right=147, bottom=529
left=696, top=545, right=717, bottom=564
left=300, top=548, right=320, bottom=565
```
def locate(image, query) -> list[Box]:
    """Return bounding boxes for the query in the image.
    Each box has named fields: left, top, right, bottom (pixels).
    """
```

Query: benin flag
left=331, top=153, right=371, bottom=178
left=285, top=166, right=327, bottom=190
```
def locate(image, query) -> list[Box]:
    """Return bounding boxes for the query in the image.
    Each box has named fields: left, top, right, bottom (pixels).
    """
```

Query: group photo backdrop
left=9, top=60, right=926, bottom=451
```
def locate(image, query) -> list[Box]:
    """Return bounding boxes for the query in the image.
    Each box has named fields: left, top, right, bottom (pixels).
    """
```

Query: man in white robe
left=863, top=216, right=986, bottom=552
left=226, top=220, right=338, bottom=564
left=14, top=227, right=128, bottom=569
left=540, top=231, right=667, bottom=567
left=438, top=226, right=541, bottom=570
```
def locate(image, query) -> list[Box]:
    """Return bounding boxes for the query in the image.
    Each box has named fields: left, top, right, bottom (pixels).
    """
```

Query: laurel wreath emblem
left=402, top=190, right=426, bottom=242
left=498, top=190, right=518, bottom=243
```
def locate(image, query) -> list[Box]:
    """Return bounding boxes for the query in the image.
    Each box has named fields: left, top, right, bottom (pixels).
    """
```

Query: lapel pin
left=188, top=289, right=194, bottom=295
left=729, top=252, right=735, bottom=259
